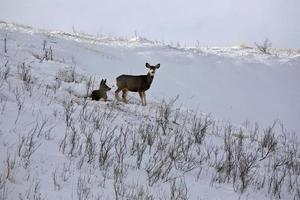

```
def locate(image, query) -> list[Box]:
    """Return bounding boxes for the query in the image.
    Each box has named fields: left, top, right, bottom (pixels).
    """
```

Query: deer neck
left=99, top=85, right=106, bottom=92
left=146, top=73, right=154, bottom=86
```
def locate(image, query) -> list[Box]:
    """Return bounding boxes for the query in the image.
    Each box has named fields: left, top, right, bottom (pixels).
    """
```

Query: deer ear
left=104, top=79, right=107, bottom=83
left=156, top=63, right=160, bottom=69
left=145, top=63, right=150, bottom=68
left=100, top=79, right=103, bottom=85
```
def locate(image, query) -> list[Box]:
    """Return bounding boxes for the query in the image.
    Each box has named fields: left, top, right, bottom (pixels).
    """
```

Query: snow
left=0, top=21, right=299, bottom=200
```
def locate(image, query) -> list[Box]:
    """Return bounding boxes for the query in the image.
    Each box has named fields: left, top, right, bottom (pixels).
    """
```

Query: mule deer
left=91, top=79, right=111, bottom=101
left=115, top=63, right=160, bottom=106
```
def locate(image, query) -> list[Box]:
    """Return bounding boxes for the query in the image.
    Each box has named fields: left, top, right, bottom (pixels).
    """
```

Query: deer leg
left=143, top=92, right=146, bottom=106
left=103, top=93, right=108, bottom=101
left=115, top=88, right=121, bottom=101
left=138, top=91, right=144, bottom=105
left=122, top=89, right=128, bottom=103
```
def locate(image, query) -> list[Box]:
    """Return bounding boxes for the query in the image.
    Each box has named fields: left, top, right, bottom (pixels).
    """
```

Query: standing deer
left=115, top=63, right=160, bottom=106
left=91, top=79, right=111, bottom=101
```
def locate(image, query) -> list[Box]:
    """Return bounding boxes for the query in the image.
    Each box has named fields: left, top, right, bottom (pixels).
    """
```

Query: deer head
left=146, top=63, right=160, bottom=76
left=99, top=79, right=111, bottom=91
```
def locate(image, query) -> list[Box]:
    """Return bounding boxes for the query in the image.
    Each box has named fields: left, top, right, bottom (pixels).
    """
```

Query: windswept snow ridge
left=0, top=22, right=300, bottom=200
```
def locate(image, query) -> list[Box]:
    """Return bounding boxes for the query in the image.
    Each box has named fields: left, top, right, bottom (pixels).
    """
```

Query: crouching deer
left=91, top=79, right=111, bottom=101
left=115, top=63, right=160, bottom=106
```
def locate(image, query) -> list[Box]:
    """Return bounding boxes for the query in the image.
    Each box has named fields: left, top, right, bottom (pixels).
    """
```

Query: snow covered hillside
left=0, top=22, right=300, bottom=200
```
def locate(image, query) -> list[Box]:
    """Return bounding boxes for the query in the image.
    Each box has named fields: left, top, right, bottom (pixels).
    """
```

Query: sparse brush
left=42, top=40, right=46, bottom=51
left=13, top=87, right=25, bottom=123
left=85, top=76, right=94, bottom=98
left=125, top=185, right=154, bottom=200
left=18, top=127, right=41, bottom=168
left=191, top=115, right=211, bottom=144
left=157, top=98, right=177, bottom=135
left=68, top=122, right=79, bottom=157
left=52, top=169, right=62, bottom=191
left=84, top=131, right=96, bottom=164
left=19, top=180, right=43, bottom=200
left=132, top=123, right=154, bottom=169
left=0, top=175, right=8, bottom=200
left=255, top=38, right=272, bottom=54
left=77, top=176, right=91, bottom=200
left=32, top=40, right=53, bottom=62
left=259, top=122, right=278, bottom=161
left=4, top=153, right=16, bottom=182
left=56, top=67, right=86, bottom=83
left=1, top=60, right=10, bottom=80
left=62, top=99, right=76, bottom=127
left=98, top=129, right=114, bottom=170
left=4, top=34, right=7, bottom=53
left=146, top=151, right=174, bottom=186
left=0, top=97, right=7, bottom=115
left=18, top=63, right=31, bottom=83
left=169, top=178, right=188, bottom=200
left=18, top=63, right=33, bottom=94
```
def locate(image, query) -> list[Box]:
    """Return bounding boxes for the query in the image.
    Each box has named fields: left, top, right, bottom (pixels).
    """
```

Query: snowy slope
left=0, top=22, right=300, bottom=200
left=2, top=21, right=300, bottom=134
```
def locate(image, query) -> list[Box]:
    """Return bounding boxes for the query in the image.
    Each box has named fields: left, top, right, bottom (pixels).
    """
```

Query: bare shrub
left=125, top=185, right=154, bottom=200
left=17, top=63, right=33, bottom=95
left=235, top=149, right=258, bottom=192
left=157, top=97, right=177, bottom=135
left=131, top=123, right=156, bottom=169
left=213, top=125, right=235, bottom=183
left=18, top=63, right=32, bottom=85
left=42, top=40, right=46, bottom=51
left=56, top=67, right=87, bottom=83
left=62, top=99, right=76, bottom=127
left=52, top=169, right=62, bottom=191
left=98, top=129, right=114, bottom=170
left=52, top=78, right=61, bottom=95
left=25, top=180, right=43, bottom=200
left=96, top=127, right=115, bottom=186
left=0, top=97, right=7, bottom=115
left=42, top=47, right=52, bottom=61
left=59, top=132, right=68, bottom=155
left=146, top=152, right=174, bottom=186
left=17, top=127, right=41, bottom=168
left=3, top=153, right=16, bottom=182
left=169, top=178, right=188, bottom=200
left=113, top=128, right=129, bottom=199
left=84, top=76, right=94, bottom=98
left=32, top=40, right=53, bottom=62
left=258, top=122, right=278, bottom=161
left=0, top=176, right=8, bottom=200
left=113, top=166, right=125, bottom=200
left=49, top=46, right=53, bottom=60
left=68, top=122, right=79, bottom=157
left=191, top=115, right=211, bottom=144
left=3, top=34, right=7, bottom=54
left=175, top=134, right=199, bottom=172
left=61, top=162, right=72, bottom=182
left=83, top=131, right=96, bottom=164
left=77, top=176, right=91, bottom=200
left=13, top=87, right=25, bottom=123
left=1, top=60, right=10, bottom=80
left=255, top=38, right=272, bottom=54
left=18, top=179, right=43, bottom=200
left=268, top=170, right=286, bottom=198
left=34, top=116, right=55, bottom=140
left=212, top=125, right=259, bottom=192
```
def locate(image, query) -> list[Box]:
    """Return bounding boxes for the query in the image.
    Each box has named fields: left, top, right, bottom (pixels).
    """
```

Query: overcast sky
left=1, top=0, right=300, bottom=47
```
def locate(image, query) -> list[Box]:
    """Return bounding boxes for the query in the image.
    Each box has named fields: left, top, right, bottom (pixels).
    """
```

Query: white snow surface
left=2, top=21, right=299, bottom=134
left=0, top=22, right=300, bottom=200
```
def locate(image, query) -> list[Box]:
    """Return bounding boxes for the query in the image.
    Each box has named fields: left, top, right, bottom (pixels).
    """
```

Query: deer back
left=116, top=74, right=153, bottom=92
